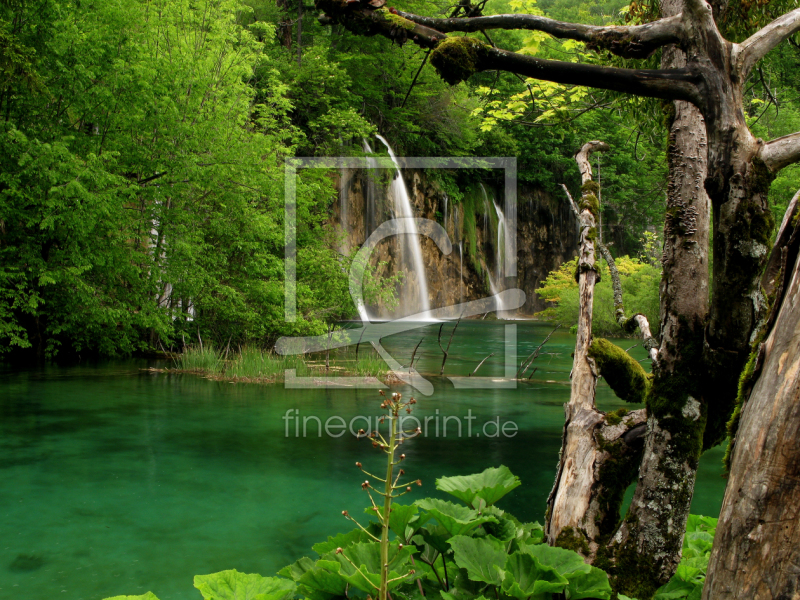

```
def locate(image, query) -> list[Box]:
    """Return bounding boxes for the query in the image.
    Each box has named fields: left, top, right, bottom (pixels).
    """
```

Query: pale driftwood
left=409, top=338, right=424, bottom=374
left=469, top=353, right=495, bottom=377
left=516, top=324, right=561, bottom=378
left=437, top=316, right=461, bottom=376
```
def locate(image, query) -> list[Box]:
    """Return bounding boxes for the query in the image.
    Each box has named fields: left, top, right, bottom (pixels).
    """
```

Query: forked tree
left=314, top=0, right=800, bottom=596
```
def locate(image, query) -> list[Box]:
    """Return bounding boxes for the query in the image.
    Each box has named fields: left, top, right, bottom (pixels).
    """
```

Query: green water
left=0, top=322, right=727, bottom=600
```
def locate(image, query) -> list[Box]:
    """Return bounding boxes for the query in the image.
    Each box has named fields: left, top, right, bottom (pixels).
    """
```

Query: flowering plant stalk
left=341, top=390, right=422, bottom=600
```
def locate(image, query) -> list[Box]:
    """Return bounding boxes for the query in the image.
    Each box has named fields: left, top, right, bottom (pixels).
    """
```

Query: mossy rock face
left=430, top=37, right=490, bottom=85
left=588, top=338, right=651, bottom=404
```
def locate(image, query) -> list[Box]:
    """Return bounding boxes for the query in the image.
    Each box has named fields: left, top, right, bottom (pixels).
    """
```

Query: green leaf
left=520, top=544, right=610, bottom=599
left=388, top=503, right=420, bottom=541
left=297, top=562, right=348, bottom=597
left=278, top=556, right=315, bottom=581
left=564, top=567, right=612, bottom=600
left=324, top=541, right=416, bottom=593
left=193, top=570, right=296, bottom=600
left=436, top=466, right=521, bottom=508
left=103, top=594, right=160, bottom=600
left=502, top=552, right=568, bottom=599
left=519, top=544, right=589, bottom=576
left=653, top=577, right=698, bottom=599
left=312, top=527, right=372, bottom=556
left=448, top=535, right=507, bottom=586
left=415, top=524, right=452, bottom=554
left=416, top=498, right=498, bottom=537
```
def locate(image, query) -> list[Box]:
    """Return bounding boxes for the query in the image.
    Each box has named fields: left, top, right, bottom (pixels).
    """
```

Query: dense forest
left=2, top=0, right=796, bottom=359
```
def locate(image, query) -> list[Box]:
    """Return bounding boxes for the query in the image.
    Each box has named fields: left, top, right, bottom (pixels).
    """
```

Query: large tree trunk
left=602, top=18, right=712, bottom=592
left=702, top=195, right=800, bottom=600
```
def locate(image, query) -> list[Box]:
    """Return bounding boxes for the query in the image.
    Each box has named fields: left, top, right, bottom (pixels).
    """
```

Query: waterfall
left=375, top=135, right=431, bottom=318
left=339, top=168, right=348, bottom=236
left=480, top=184, right=509, bottom=319
left=458, top=241, right=463, bottom=304
left=443, top=193, right=448, bottom=231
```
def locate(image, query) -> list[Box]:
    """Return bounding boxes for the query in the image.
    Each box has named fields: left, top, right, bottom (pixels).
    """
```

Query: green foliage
left=194, top=570, right=296, bottom=600
left=436, top=465, right=522, bottom=508
left=536, top=256, right=661, bottom=336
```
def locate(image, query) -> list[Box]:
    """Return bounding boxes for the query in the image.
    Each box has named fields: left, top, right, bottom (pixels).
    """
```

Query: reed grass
left=173, top=344, right=390, bottom=382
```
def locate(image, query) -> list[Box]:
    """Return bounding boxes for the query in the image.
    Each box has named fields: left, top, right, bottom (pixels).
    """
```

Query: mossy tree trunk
left=702, top=194, right=800, bottom=600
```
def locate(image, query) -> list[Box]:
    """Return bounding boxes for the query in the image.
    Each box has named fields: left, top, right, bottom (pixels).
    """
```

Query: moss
left=430, top=37, right=491, bottom=85
left=723, top=332, right=765, bottom=471
left=555, top=526, right=590, bottom=556
left=579, top=192, right=600, bottom=217
left=379, top=9, right=417, bottom=31
left=586, top=226, right=597, bottom=242
left=589, top=338, right=651, bottom=404
left=581, top=181, right=600, bottom=196
left=604, top=407, right=629, bottom=426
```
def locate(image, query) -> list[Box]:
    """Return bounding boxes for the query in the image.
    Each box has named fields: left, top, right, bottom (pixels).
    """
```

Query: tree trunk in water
left=702, top=196, right=800, bottom=600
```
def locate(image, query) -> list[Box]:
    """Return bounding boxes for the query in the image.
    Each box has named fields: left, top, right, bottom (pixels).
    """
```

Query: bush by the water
left=536, top=256, right=661, bottom=337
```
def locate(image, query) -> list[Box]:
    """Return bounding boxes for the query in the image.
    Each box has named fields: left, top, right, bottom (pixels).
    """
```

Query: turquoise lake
left=0, top=321, right=728, bottom=600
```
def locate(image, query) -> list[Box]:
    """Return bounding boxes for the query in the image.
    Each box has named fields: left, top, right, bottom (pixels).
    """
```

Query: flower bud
left=399, top=469, right=405, bottom=475
left=416, top=479, right=422, bottom=486
left=410, top=399, right=417, bottom=404
left=356, top=462, right=362, bottom=468
left=336, top=547, right=343, bottom=554
left=398, top=543, right=404, bottom=549
left=362, top=480, right=370, bottom=489
left=400, top=454, right=405, bottom=460
left=406, top=486, right=412, bottom=492
left=342, top=510, right=349, bottom=517
left=379, top=390, right=385, bottom=396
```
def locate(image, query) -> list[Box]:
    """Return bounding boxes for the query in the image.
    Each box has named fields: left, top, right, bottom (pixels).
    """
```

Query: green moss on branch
left=430, top=37, right=491, bottom=85
left=588, top=338, right=651, bottom=404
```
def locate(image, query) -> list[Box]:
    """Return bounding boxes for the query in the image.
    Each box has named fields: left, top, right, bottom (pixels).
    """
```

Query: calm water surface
left=0, top=321, right=727, bottom=600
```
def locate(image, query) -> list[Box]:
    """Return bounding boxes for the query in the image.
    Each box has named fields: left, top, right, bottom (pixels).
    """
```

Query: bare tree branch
left=760, top=131, right=800, bottom=172
left=315, top=3, right=703, bottom=103
left=597, top=242, right=659, bottom=362
left=396, top=11, right=684, bottom=58
left=738, top=7, right=800, bottom=77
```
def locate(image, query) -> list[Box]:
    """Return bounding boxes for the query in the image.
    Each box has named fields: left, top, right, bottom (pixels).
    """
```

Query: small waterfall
left=339, top=169, right=348, bottom=235
left=362, top=140, right=378, bottom=238
left=375, top=135, right=431, bottom=318
left=442, top=193, right=448, bottom=231
left=458, top=241, right=463, bottom=304
left=480, top=184, right=509, bottom=319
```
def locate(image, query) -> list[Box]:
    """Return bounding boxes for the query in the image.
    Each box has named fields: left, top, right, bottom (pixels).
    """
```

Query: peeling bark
left=546, top=143, right=648, bottom=561
left=703, top=203, right=800, bottom=600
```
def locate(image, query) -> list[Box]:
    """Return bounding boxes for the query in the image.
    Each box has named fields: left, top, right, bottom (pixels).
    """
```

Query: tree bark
left=702, top=200, right=800, bottom=600
left=601, top=1, right=711, bottom=595
left=546, top=142, right=649, bottom=560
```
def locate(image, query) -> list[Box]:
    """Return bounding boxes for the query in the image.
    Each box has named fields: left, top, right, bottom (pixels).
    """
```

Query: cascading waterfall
left=375, top=135, right=431, bottom=318
left=458, top=241, right=463, bottom=304
left=480, top=184, right=510, bottom=318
